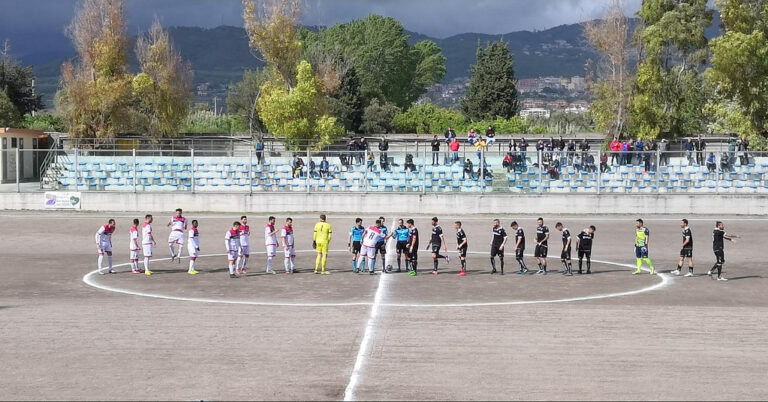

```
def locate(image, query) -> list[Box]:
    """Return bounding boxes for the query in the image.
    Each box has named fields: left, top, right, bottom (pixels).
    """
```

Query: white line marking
left=83, top=251, right=671, bottom=307
left=342, top=262, right=389, bottom=401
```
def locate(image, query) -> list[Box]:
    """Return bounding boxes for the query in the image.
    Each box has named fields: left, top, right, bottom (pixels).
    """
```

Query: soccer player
left=281, top=217, right=296, bottom=274
left=359, top=220, right=386, bottom=275
left=348, top=218, right=365, bottom=273
left=129, top=218, right=141, bottom=274
left=576, top=226, right=596, bottom=274
left=166, top=208, right=187, bottom=263
left=406, top=219, right=420, bottom=276
left=94, top=218, right=116, bottom=275
left=455, top=221, right=468, bottom=276
left=237, top=216, right=251, bottom=275
left=264, top=216, right=278, bottom=274
left=633, top=218, right=655, bottom=275
left=709, top=221, right=737, bottom=281
left=489, top=219, right=508, bottom=274
left=555, top=223, right=573, bottom=276
left=377, top=216, right=389, bottom=272
left=511, top=221, right=528, bottom=274
left=225, top=221, right=241, bottom=278
left=142, top=214, right=156, bottom=276
left=187, top=220, right=200, bottom=275
left=427, top=217, right=450, bottom=275
left=672, top=218, right=694, bottom=277
left=394, top=219, right=410, bottom=272
left=534, top=217, right=550, bottom=275
left=313, top=214, right=333, bottom=274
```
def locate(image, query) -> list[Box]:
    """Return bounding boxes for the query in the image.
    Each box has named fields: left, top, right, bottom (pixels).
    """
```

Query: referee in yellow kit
left=313, top=214, right=333, bottom=274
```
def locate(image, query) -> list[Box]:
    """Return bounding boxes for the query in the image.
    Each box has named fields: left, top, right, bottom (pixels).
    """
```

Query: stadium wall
left=1, top=192, right=766, bottom=215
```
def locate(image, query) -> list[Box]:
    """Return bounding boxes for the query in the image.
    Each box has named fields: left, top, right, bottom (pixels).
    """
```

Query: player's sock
left=108, top=255, right=113, bottom=271
left=461, top=259, right=466, bottom=271
left=315, top=254, right=321, bottom=271
left=433, top=259, right=439, bottom=270
left=97, top=255, right=104, bottom=271
left=321, top=255, right=328, bottom=271
left=236, top=256, right=243, bottom=270
left=169, top=244, right=176, bottom=258
left=586, top=257, right=591, bottom=272
left=144, top=257, right=150, bottom=272
left=676, top=264, right=682, bottom=272
left=644, top=258, right=654, bottom=271
left=352, top=259, right=357, bottom=270
left=688, top=266, right=693, bottom=274
left=567, top=262, right=572, bottom=273
left=370, top=258, right=376, bottom=272
left=242, top=256, right=249, bottom=270
left=542, top=263, right=547, bottom=273
left=188, top=259, right=195, bottom=272
left=381, top=257, right=386, bottom=270
left=397, top=257, right=401, bottom=270
left=537, top=262, right=542, bottom=271
left=267, top=257, right=273, bottom=272
left=284, top=257, right=290, bottom=271
left=636, top=258, right=643, bottom=269
left=578, top=259, right=583, bottom=272
left=357, top=255, right=366, bottom=272
left=717, top=263, right=723, bottom=277
left=229, top=262, right=235, bottom=275
left=499, top=257, right=504, bottom=274
left=490, top=257, right=496, bottom=271
left=290, top=257, right=295, bottom=271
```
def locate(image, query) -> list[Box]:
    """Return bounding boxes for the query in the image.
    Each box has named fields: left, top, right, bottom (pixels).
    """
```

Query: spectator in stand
left=366, top=152, right=375, bottom=172
left=557, top=136, right=566, bottom=164
left=503, top=152, right=514, bottom=172
left=646, top=138, right=658, bottom=172
left=579, top=137, right=590, bottom=162
left=695, top=134, right=706, bottom=165
left=720, top=152, right=730, bottom=173
left=485, top=125, right=496, bottom=146
left=508, top=138, right=517, bottom=152
left=444, top=127, right=456, bottom=144
left=546, top=136, right=555, bottom=159
left=566, top=139, right=576, bottom=165
left=308, top=158, right=319, bottom=178
left=253, top=135, right=264, bottom=165
left=475, top=136, right=487, bottom=162
left=293, top=156, right=305, bottom=178
left=345, top=136, right=356, bottom=166
left=738, top=135, right=750, bottom=165
left=727, top=137, right=737, bottom=167
left=378, top=136, right=389, bottom=166
left=600, top=152, right=609, bottom=173
left=449, top=137, right=460, bottom=164
left=463, top=158, right=475, bottom=179
left=404, top=153, right=417, bottom=172
left=520, top=137, right=528, bottom=166
left=609, top=137, right=621, bottom=165
left=659, top=138, right=669, bottom=166
left=319, top=156, right=329, bottom=178
left=706, top=152, right=717, bottom=173
left=467, top=128, right=477, bottom=145
left=584, top=153, right=596, bottom=173
left=620, top=140, right=629, bottom=165
left=634, top=137, right=645, bottom=166
left=431, top=135, right=441, bottom=165
left=684, top=138, right=694, bottom=164
left=358, top=137, right=369, bottom=164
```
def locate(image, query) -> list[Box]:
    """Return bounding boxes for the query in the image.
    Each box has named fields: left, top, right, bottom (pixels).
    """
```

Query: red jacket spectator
left=449, top=139, right=460, bottom=152
left=610, top=138, right=621, bottom=152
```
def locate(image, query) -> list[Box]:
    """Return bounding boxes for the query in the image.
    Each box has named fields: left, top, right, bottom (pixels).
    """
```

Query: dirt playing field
left=1, top=211, right=767, bottom=400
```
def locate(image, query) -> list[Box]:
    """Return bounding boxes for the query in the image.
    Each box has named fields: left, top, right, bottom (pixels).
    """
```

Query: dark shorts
left=714, top=249, right=725, bottom=263
left=351, top=241, right=361, bottom=254
left=377, top=242, right=386, bottom=255
left=635, top=246, right=649, bottom=258
left=515, top=247, right=525, bottom=259
left=491, top=245, right=504, bottom=257
left=534, top=244, right=548, bottom=258
left=431, top=244, right=442, bottom=255
left=396, top=241, right=408, bottom=253
left=561, top=246, right=571, bottom=260
left=458, top=246, right=467, bottom=258
left=578, top=248, right=592, bottom=259
left=680, top=247, right=693, bottom=258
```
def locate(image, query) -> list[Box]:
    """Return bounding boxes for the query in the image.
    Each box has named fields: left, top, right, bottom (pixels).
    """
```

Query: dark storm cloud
left=0, top=0, right=642, bottom=38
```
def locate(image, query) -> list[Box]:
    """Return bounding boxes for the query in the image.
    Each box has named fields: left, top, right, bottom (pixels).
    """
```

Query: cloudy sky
left=0, top=0, right=643, bottom=38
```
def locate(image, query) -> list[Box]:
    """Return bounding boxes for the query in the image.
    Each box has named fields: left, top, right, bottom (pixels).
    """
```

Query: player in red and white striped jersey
left=166, top=208, right=188, bottom=263
left=237, top=215, right=250, bottom=274
left=142, top=214, right=156, bottom=276
left=358, top=220, right=386, bottom=274
left=264, top=216, right=278, bottom=274
left=129, top=218, right=141, bottom=274
left=187, top=220, right=200, bottom=275
left=225, top=221, right=241, bottom=278
left=94, top=219, right=116, bottom=275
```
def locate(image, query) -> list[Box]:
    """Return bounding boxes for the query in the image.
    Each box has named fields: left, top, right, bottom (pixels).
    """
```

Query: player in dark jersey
left=709, top=221, right=738, bottom=281
left=393, top=219, right=410, bottom=272
left=406, top=219, right=420, bottom=276
left=348, top=218, right=365, bottom=273
left=455, top=221, right=468, bottom=276
left=427, top=217, right=450, bottom=275
left=576, top=226, right=596, bottom=274
left=511, top=221, right=528, bottom=274
left=672, top=218, right=694, bottom=277
left=534, top=217, right=550, bottom=275
left=489, top=219, right=508, bottom=274
left=555, top=222, right=573, bottom=276
left=377, top=216, right=389, bottom=272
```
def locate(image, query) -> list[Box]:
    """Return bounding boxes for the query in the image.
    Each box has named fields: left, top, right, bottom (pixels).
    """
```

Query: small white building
left=0, top=128, right=47, bottom=183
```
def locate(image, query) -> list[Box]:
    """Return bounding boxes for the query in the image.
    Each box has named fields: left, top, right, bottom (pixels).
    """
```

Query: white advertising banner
left=44, top=192, right=82, bottom=209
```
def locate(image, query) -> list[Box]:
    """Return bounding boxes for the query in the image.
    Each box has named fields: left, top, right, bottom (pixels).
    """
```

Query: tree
left=327, top=67, right=363, bottom=133
left=360, top=99, right=400, bottom=134
left=392, top=102, right=466, bottom=134
left=56, top=0, right=133, bottom=138
left=461, top=40, right=519, bottom=121
left=303, top=15, right=445, bottom=108
left=707, top=0, right=768, bottom=138
left=132, top=19, right=193, bottom=138
left=631, top=0, right=712, bottom=138
left=257, top=60, right=343, bottom=149
left=0, top=90, right=21, bottom=127
left=242, top=0, right=302, bottom=90
left=227, top=69, right=268, bottom=134
left=584, top=0, right=633, bottom=139
left=0, top=40, right=43, bottom=115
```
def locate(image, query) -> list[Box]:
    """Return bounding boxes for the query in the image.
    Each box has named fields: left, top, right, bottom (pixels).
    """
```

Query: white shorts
left=284, top=246, right=296, bottom=258
left=142, top=244, right=153, bottom=257
left=98, top=242, right=112, bottom=253
left=227, top=249, right=238, bottom=261
left=239, top=245, right=250, bottom=256
left=266, top=244, right=277, bottom=257
left=361, top=245, right=376, bottom=259
left=130, top=249, right=139, bottom=261
left=168, top=231, right=184, bottom=244
left=187, top=244, right=199, bottom=258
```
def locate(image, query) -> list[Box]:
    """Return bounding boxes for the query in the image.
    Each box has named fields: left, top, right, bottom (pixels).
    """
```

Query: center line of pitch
left=343, top=268, right=389, bottom=401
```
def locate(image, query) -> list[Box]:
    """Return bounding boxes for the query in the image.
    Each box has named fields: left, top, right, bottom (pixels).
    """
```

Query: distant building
left=520, top=108, right=551, bottom=119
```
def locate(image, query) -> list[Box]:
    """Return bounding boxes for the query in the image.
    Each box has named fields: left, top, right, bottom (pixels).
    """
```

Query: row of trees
left=587, top=0, right=768, bottom=148
left=0, top=40, right=44, bottom=127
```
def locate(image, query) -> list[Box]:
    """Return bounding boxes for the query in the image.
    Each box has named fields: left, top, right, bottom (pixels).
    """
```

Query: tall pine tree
left=461, top=40, right=519, bottom=121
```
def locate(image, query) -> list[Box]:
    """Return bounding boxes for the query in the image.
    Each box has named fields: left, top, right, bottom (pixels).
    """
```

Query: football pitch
left=1, top=211, right=767, bottom=400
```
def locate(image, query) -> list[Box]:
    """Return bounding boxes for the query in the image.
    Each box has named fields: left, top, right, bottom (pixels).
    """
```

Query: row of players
left=94, top=211, right=738, bottom=280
